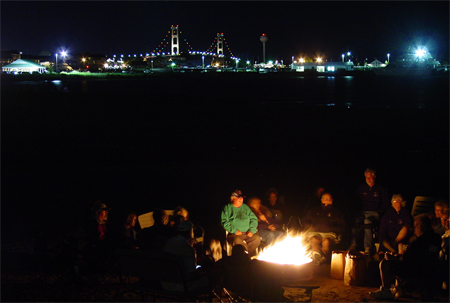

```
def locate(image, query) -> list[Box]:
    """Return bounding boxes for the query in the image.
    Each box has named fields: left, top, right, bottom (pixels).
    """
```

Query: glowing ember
left=256, top=234, right=312, bottom=265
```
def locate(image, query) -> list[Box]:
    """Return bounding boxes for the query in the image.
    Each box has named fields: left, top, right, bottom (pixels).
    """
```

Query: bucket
left=330, top=250, right=346, bottom=280
left=344, top=251, right=367, bottom=286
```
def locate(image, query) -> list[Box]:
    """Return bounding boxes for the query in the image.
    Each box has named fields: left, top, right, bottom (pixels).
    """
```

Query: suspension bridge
left=110, top=25, right=238, bottom=61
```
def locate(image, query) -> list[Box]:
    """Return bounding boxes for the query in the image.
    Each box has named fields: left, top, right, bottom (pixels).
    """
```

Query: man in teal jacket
left=222, top=190, right=261, bottom=257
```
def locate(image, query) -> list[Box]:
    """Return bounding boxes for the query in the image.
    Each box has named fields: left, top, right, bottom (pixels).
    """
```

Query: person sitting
left=302, top=192, right=345, bottom=264
left=264, top=188, right=285, bottom=223
left=170, top=206, right=189, bottom=227
left=111, top=211, right=139, bottom=250
left=247, top=196, right=285, bottom=247
left=139, top=208, right=176, bottom=251
left=75, top=201, right=113, bottom=275
left=427, top=200, right=449, bottom=236
left=370, top=214, right=442, bottom=301
left=378, top=194, right=413, bottom=254
left=221, top=190, right=261, bottom=257
left=304, top=185, right=325, bottom=214
left=163, top=220, right=210, bottom=291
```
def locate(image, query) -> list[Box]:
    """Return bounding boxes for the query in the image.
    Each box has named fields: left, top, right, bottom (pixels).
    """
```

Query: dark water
left=2, top=73, right=449, bottom=242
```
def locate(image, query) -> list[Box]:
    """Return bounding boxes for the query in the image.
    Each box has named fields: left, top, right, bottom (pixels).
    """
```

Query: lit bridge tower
left=216, top=33, right=224, bottom=55
left=171, top=25, right=179, bottom=55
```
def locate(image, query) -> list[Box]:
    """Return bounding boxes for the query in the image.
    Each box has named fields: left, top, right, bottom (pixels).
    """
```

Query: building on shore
left=291, top=61, right=354, bottom=72
left=2, top=59, right=47, bottom=74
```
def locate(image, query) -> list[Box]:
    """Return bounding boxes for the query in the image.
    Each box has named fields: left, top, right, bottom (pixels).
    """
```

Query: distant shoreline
left=1, top=69, right=380, bottom=82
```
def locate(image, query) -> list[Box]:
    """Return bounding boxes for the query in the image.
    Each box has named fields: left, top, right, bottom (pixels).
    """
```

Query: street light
left=202, top=55, right=205, bottom=68
left=387, top=53, right=390, bottom=63
left=82, top=58, right=86, bottom=71
left=342, top=54, right=345, bottom=62
left=61, top=51, right=67, bottom=63
left=55, top=53, right=58, bottom=73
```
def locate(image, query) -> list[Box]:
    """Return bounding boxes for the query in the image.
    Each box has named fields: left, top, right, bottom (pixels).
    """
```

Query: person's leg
left=379, top=259, right=396, bottom=289
left=258, top=229, right=273, bottom=246
left=370, top=259, right=396, bottom=299
left=229, top=234, right=248, bottom=252
left=322, top=237, right=331, bottom=256
left=363, top=211, right=380, bottom=252
left=311, top=236, right=322, bottom=252
left=245, top=232, right=261, bottom=256
left=350, top=214, right=363, bottom=248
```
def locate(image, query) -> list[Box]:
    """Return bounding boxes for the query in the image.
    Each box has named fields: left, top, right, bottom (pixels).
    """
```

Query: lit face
left=232, top=196, right=244, bottom=207
left=248, top=199, right=261, bottom=210
left=392, top=199, right=402, bottom=212
left=365, top=172, right=376, bottom=187
left=129, top=215, right=137, bottom=227
left=435, top=206, right=443, bottom=218
left=269, top=193, right=277, bottom=206
left=98, top=210, right=108, bottom=222
left=321, top=194, right=333, bottom=206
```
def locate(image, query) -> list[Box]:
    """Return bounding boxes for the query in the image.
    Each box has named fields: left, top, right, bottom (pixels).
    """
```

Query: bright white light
left=61, top=51, right=67, bottom=57
left=415, top=49, right=426, bottom=58
left=299, top=58, right=304, bottom=63
left=317, top=57, right=322, bottom=63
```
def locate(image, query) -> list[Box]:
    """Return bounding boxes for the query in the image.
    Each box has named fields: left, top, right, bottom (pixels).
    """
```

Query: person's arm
left=394, top=225, right=409, bottom=245
left=221, top=205, right=237, bottom=234
left=248, top=207, right=259, bottom=234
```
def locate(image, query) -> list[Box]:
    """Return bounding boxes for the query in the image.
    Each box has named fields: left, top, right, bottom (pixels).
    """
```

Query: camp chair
left=137, top=210, right=174, bottom=229
left=411, top=196, right=437, bottom=218
left=114, top=248, right=215, bottom=302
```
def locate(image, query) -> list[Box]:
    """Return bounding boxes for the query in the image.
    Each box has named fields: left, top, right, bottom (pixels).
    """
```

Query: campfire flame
left=256, top=234, right=312, bottom=265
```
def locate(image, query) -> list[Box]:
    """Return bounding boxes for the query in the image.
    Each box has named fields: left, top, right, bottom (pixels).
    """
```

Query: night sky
left=1, top=1, right=449, bottom=62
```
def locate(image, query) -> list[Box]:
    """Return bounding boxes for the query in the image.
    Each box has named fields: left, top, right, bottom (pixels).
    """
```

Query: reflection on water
left=2, top=74, right=448, bottom=109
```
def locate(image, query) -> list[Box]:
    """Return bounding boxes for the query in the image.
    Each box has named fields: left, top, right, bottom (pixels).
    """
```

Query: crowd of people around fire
left=62, top=168, right=448, bottom=301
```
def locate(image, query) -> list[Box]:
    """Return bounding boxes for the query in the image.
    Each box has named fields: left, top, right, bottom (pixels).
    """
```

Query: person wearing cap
left=221, top=190, right=261, bottom=256
left=90, top=202, right=111, bottom=241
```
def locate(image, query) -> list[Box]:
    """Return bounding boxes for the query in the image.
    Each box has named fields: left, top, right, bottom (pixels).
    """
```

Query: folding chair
left=138, top=210, right=174, bottom=229
left=411, top=196, right=437, bottom=218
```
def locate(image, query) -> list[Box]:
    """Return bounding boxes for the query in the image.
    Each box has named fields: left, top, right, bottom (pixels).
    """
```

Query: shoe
left=364, top=247, right=371, bottom=255
left=370, top=286, right=394, bottom=299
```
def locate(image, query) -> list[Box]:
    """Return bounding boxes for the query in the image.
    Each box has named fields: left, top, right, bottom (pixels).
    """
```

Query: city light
left=299, top=58, right=305, bottom=63
left=317, top=57, right=322, bottom=63
left=415, top=48, right=426, bottom=58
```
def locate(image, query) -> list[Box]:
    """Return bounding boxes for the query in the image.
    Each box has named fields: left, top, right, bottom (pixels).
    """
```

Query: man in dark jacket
left=349, top=168, right=389, bottom=254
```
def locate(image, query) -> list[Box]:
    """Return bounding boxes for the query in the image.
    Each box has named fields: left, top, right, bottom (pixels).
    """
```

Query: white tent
left=2, top=59, right=47, bottom=74
left=368, top=59, right=386, bottom=68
